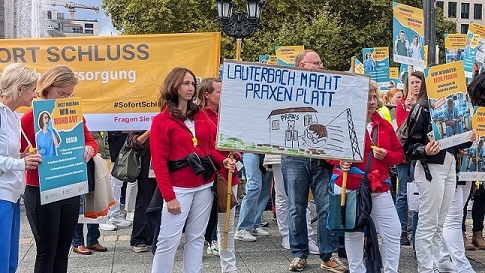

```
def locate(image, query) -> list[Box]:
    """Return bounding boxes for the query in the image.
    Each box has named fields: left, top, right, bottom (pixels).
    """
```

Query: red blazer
left=20, top=109, right=99, bottom=187
left=204, top=107, right=239, bottom=186
left=150, top=109, right=227, bottom=201
left=328, top=112, right=405, bottom=192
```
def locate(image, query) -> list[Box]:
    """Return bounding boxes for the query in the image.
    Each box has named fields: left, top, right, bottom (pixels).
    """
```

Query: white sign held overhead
left=217, top=60, right=371, bottom=162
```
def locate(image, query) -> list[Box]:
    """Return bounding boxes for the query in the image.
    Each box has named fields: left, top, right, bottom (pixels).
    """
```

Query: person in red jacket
left=198, top=77, right=241, bottom=272
left=395, top=72, right=422, bottom=246
left=150, top=68, right=235, bottom=273
left=20, top=65, right=98, bottom=273
left=329, top=81, right=405, bottom=272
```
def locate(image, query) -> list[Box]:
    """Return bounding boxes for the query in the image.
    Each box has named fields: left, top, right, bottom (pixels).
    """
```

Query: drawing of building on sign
left=267, top=107, right=362, bottom=161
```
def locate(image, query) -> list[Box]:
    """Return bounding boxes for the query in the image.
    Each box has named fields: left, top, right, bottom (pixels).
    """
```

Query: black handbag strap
left=363, top=126, right=378, bottom=175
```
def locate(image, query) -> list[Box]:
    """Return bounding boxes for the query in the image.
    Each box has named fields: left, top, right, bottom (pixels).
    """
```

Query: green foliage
left=101, top=0, right=457, bottom=70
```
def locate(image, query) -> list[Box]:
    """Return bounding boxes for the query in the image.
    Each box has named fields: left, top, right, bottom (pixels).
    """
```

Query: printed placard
left=353, top=58, right=365, bottom=74
left=259, top=55, right=278, bottom=65
left=458, top=135, right=485, bottom=180
left=392, top=2, right=425, bottom=67
left=363, top=47, right=390, bottom=91
left=217, top=60, right=370, bottom=162
left=463, top=23, right=485, bottom=79
left=445, top=34, right=468, bottom=64
left=275, top=46, right=305, bottom=67
left=425, top=62, right=473, bottom=150
left=33, top=97, right=88, bottom=205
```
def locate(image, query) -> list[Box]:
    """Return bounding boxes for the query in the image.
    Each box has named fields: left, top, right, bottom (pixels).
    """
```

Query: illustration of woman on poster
left=409, top=35, right=423, bottom=60
left=363, top=52, right=376, bottom=72
left=35, top=111, right=60, bottom=158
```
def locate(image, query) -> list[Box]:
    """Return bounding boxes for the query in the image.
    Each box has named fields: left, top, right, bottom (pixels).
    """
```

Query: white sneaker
left=308, top=239, right=319, bottom=255
left=110, top=216, right=132, bottom=227
left=234, top=230, right=257, bottom=242
left=131, top=243, right=148, bottom=253
left=206, top=240, right=219, bottom=256
left=126, top=211, right=134, bottom=222
left=99, top=222, right=117, bottom=231
left=250, top=227, right=269, bottom=236
left=281, top=236, right=290, bottom=250
left=438, top=259, right=458, bottom=273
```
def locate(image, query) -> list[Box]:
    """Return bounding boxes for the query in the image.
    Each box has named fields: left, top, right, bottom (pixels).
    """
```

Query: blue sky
left=51, top=0, right=119, bottom=36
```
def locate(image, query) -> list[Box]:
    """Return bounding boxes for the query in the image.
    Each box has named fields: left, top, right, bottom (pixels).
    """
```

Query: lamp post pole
left=216, top=0, right=266, bottom=250
left=216, top=0, right=266, bottom=61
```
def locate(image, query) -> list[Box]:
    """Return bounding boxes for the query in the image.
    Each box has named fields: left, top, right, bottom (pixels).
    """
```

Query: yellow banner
left=0, top=33, right=221, bottom=130
left=445, top=34, right=468, bottom=49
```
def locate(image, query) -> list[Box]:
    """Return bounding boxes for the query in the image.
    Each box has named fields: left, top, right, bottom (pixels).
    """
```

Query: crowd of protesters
left=3, top=50, right=485, bottom=273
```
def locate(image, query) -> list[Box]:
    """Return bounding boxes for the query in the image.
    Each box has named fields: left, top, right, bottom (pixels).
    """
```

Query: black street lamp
left=216, top=0, right=266, bottom=60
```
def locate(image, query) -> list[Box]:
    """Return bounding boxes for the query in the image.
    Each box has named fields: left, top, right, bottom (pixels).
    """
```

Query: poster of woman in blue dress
left=35, top=111, right=60, bottom=158
left=363, top=52, right=376, bottom=72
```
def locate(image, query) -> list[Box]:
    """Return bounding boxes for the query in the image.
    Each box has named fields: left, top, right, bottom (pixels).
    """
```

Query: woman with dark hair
left=150, top=68, right=235, bottom=272
left=21, top=65, right=98, bottom=273
left=35, top=111, right=60, bottom=158
left=403, top=71, right=476, bottom=273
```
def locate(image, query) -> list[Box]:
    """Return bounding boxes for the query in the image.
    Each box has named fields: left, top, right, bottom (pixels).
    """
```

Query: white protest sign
left=217, top=60, right=370, bottom=162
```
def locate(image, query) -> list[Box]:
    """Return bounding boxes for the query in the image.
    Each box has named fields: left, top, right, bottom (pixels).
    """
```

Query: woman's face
left=368, top=89, right=378, bottom=115
left=42, top=113, right=50, bottom=128
left=47, top=85, right=75, bottom=99
left=411, top=76, right=422, bottom=98
left=177, top=72, right=196, bottom=103
left=204, top=81, right=222, bottom=109
left=19, top=82, right=37, bottom=107
left=413, top=36, right=418, bottom=43
left=366, top=53, right=371, bottom=59
left=390, top=91, right=403, bottom=105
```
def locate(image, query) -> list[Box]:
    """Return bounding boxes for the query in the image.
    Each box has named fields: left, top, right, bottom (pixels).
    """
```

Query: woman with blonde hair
left=150, top=68, right=235, bottom=273
left=330, top=81, right=405, bottom=272
left=21, top=65, right=99, bottom=273
left=0, top=63, right=42, bottom=273
left=378, top=87, right=403, bottom=130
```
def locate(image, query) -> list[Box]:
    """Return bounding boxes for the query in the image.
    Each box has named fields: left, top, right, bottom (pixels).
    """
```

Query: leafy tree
left=102, top=0, right=456, bottom=70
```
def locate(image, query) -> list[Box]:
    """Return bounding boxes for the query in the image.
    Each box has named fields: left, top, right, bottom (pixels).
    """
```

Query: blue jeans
left=396, top=162, right=412, bottom=232
left=72, top=224, right=100, bottom=246
left=281, top=157, right=338, bottom=260
left=237, top=153, right=272, bottom=230
left=0, top=200, right=20, bottom=273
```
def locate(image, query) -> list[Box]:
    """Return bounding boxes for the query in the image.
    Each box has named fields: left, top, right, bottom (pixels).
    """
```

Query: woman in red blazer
left=20, top=65, right=98, bottom=273
left=150, top=68, right=235, bottom=273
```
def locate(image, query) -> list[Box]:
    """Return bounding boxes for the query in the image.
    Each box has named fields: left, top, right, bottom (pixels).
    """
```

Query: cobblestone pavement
left=17, top=206, right=485, bottom=273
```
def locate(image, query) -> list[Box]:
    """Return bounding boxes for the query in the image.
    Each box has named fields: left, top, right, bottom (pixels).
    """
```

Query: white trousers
left=273, top=165, right=315, bottom=240
left=440, top=182, right=475, bottom=273
left=151, top=186, right=213, bottom=273
left=125, top=181, right=138, bottom=212
left=415, top=152, right=456, bottom=273
left=108, top=164, right=123, bottom=218
left=335, top=186, right=400, bottom=273
left=217, top=185, right=238, bottom=273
